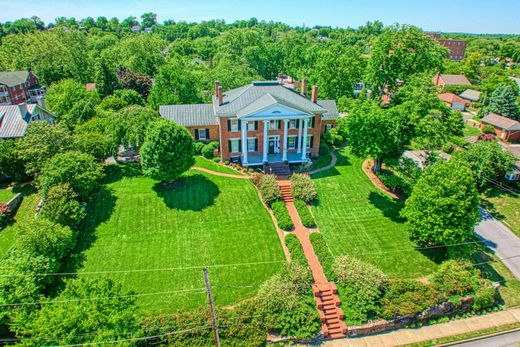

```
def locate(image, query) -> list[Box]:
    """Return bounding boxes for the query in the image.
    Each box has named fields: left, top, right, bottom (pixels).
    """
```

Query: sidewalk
left=323, top=308, right=520, bottom=346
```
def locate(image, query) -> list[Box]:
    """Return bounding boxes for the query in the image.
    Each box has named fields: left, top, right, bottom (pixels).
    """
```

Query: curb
left=435, top=326, right=520, bottom=346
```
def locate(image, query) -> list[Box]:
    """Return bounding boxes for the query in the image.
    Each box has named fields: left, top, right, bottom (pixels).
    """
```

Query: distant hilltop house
left=428, top=33, right=467, bottom=61
left=437, top=92, right=469, bottom=111
left=480, top=113, right=520, bottom=142
left=432, top=73, right=471, bottom=87
left=159, top=80, right=339, bottom=165
left=459, top=89, right=481, bottom=103
left=0, top=70, right=46, bottom=106
left=131, top=25, right=140, bottom=33
left=0, top=103, right=55, bottom=140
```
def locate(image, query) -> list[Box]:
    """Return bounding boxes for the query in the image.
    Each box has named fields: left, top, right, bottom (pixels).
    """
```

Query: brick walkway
left=191, top=166, right=249, bottom=179
left=279, top=180, right=347, bottom=339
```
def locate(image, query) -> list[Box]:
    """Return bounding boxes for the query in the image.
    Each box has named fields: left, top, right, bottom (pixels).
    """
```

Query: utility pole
left=203, top=267, right=220, bottom=347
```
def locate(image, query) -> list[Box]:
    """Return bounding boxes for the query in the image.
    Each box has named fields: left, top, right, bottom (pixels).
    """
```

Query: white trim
left=267, top=135, right=280, bottom=154
left=287, top=135, right=297, bottom=150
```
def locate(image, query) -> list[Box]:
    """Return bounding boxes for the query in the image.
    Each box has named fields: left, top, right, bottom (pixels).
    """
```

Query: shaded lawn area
left=481, top=187, right=520, bottom=238
left=310, top=149, right=438, bottom=277
left=463, top=124, right=481, bottom=137
left=75, top=164, right=284, bottom=316
left=0, top=187, right=15, bottom=203
left=0, top=185, right=38, bottom=257
left=193, top=156, right=243, bottom=175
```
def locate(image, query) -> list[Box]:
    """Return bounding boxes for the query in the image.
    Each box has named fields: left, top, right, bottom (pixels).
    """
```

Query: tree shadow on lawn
left=103, top=163, right=143, bottom=184
left=311, top=154, right=351, bottom=180
left=153, top=173, right=220, bottom=212
left=368, top=191, right=405, bottom=223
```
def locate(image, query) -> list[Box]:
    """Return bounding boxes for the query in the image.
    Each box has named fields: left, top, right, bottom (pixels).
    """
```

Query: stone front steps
left=265, top=162, right=291, bottom=179
left=279, top=181, right=293, bottom=202
left=314, top=282, right=347, bottom=339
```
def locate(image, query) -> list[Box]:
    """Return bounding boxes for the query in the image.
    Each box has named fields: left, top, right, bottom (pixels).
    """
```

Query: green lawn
left=0, top=185, right=39, bottom=257
left=463, top=124, right=481, bottom=137
left=193, top=156, right=243, bottom=175
left=481, top=187, right=520, bottom=238
left=310, top=149, right=438, bottom=277
left=0, top=186, right=15, bottom=203
left=75, top=164, right=284, bottom=316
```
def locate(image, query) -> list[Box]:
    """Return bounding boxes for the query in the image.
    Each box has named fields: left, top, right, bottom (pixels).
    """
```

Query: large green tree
left=401, top=160, right=479, bottom=246
left=367, top=25, right=447, bottom=93
left=141, top=119, right=195, bottom=181
left=45, top=78, right=100, bottom=123
left=0, top=140, right=29, bottom=182
left=488, top=85, right=519, bottom=119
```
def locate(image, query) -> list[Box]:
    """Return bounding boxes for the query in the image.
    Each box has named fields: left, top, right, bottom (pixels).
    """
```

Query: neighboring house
left=402, top=150, right=451, bottom=170
left=143, top=27, right=152, bottom=33
left=0, top=70, right=46, bottom=106
left=0, top=103, right=55, bottom=139
left=159, top=80, right=339, bottom=165
left=432, top=73, right=472, bottom=87
left=130, top=25, right=140, bottom=33
left=459, top=89, right=481, bottom=103
left=428, top=33, right=467, bottom=61
left=480, top=113, right=520, bottom=142
left=437, top=92, right=469, bottom=111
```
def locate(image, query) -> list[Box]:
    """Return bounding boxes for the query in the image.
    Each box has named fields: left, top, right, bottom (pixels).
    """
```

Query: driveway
left=475, top=208, right=520, bottom=280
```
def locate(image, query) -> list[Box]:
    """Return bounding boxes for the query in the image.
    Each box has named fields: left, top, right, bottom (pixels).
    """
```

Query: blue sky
left=0, top=0, right=518, bottom=34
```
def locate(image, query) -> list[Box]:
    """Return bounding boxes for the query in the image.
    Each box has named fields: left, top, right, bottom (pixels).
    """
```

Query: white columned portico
left=282, top=119, right=289, bottom=161
left=262, top=120, right=269, bottom=163
left=297, top=118, right=303, bottom=153
left=301, top=118, right=309, bottom=161
left=241, top=120, right=248, bottom=164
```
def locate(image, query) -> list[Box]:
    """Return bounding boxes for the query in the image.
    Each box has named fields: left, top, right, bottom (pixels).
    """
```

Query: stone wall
left=6, top=193, right=22, bottom=214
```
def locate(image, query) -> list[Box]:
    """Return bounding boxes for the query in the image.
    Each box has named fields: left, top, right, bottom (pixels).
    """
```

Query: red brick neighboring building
left=428, top=33, right=467, bottom=61
left=480, top=113, right=520, bottom=142
left=0, top=71, right=46, bottom=106
left=437, top=92, right=469, bottom=111
left=159, top=81, right=340, bottom=165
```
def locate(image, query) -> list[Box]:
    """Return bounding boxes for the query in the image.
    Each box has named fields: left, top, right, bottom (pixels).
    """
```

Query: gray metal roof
left=213, top=81, right=326, bottom=115
left=159, top=104, right=217, bottom=127
left=317, top=99, right=340, bottom=120
left=0, top=71, right=29, bottom=87
left=236, top=93, right=312, bottom=118
left=0, top=104, right=54, bottom=139
left=459, top=89, right=481, bottom=102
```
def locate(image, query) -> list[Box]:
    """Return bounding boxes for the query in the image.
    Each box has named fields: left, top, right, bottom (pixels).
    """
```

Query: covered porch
left=243, top=152, right=309, bottom=166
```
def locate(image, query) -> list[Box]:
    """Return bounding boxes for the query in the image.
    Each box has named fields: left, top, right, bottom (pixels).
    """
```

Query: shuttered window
left=247, top=138, right=257, bottom=152
left=228, top=139, right=241, bottom=153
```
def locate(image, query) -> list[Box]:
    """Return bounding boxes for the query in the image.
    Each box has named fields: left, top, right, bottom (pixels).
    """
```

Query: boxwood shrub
left=194, top=142, right=205, bottom=155
left=285, top=234, right=307, bottom=267
left=271, top=201, right=293, bottom=231
left=290, top=173, right=317, bottom=202
left=201, top=141, right=219, bottom=159
left=294, top=199, right=315, bottom=228
left=309, top=232, right=333, bottom=277
left=258, top=174, right=282, bottom=206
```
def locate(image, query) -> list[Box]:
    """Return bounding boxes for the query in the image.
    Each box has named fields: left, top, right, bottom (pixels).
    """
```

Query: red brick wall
left=321, top=120, right=337, bottom=134
left=438, top=40, right=467, bottom=61
left=2, top=72, right=40, bottom=105
left=186, top=125, right=220, bottom=143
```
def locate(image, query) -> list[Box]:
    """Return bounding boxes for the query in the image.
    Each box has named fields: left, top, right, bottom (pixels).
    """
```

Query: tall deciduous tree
left=45, top=78, right=99, bottom=121
left=401, top=160, right=479, bottom=246
left=488, top=85, right=519, bottom=119
left=367, top=25, right=447, bottom=93
left=141, top=119, right=195, bottom=182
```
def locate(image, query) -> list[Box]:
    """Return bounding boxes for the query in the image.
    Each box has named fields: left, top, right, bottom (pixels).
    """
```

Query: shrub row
left=294, top=199, right=316, bottom=228
left=257, top=174, right=282, bottom=206
left=285, top=234, right=307, bottom=267
left=202, top=141, right=219, bottom=159
left=309, top=232, right=334, bottom=277
left=272, top=201, right=293, bottom=231
left=290, top=173, right=317, bottom=202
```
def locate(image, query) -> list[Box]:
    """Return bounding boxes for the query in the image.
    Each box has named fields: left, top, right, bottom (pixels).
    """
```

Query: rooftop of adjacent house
left=402, top=150, right=451, bottom=170
left=437, top=92, right=469, bottom=104
left=0, top=71, right=30, bottom=87
left=437, top=74, right=471, bottom=86
left=0, top=104, right=53, bottom=139
left=459, top=89, right=481, bottom=102
left=160, top=81, right=339, bottom=127
left=481, top=113, right=520, bottom=131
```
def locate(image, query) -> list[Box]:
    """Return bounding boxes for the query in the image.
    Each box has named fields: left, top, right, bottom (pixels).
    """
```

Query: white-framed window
left=306, top=135, right=313, bottom=149
left=287, top=135, right=297, bottom=150
left=247, top=121, right=256, bottom=131
left=288, top=119, right=298, bottom=129
left=247, top=137, right=256, bottom=152
left=268, top=120, right=279, bottom=130
left=198, top=128, right=207, bottom=140
left=230, top=139, right=240, bottom=153
left=325, top=124, right=333, bottom=133
left=229, top=119, right=239, bottom=132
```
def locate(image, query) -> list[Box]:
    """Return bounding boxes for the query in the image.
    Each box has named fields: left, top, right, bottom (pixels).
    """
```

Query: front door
left=268, top=137, right=276, bottom=154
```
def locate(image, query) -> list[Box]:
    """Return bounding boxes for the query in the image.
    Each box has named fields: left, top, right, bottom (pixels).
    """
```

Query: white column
left=301, top=118, right=308, bottom=161
left=297, top=118, right=303, bottom=153
left=282, top=119, right=289, bottom=161
left=263, top=120, right=269, bottom=163
left=241, top=120, right=248, bottom=164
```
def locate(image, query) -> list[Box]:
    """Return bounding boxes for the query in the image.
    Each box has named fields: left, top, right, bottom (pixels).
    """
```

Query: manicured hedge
left=294, top=199, right=315, bottom=228
left=309, top=232, right=334, bottom=277
left=271, top=201, right=293, bottom=231
left=201, top=141, right=219, bottom=159
left=258, top=174, right=282, bottom=206
left=290, top=173, right=317, bottom=202
left=194, top=142, right=206, bottom=155
left=285, top=234, right=307, bottom=267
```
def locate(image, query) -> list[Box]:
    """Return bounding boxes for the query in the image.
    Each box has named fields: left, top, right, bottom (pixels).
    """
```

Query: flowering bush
left=478, top=133, right=496, bottom=141
left=258, top=174, right=282, bottom=206
left=0, top=203, right=11, bottom=224
left=290, top=173, right=317, bottom=202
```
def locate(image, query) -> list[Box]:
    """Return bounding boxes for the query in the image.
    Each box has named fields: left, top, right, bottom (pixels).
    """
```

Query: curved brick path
left=307, top=150, right=338, bottom=175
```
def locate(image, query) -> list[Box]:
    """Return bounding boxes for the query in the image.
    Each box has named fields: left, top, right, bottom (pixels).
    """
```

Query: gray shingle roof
left=159, top=104, right=217, bottom=127
left=482, top=113, right=520, bottom=131
left=317, top=99, right=339, bottom=120
left=0, top=71, right=29, bottom=87
left=459, top=89, right=481, bottom=102
left=213, top=81, right=326, bottom=115
left=0, top=104, right=54, bottom=139
left=439, top=74, right=471, bottom=86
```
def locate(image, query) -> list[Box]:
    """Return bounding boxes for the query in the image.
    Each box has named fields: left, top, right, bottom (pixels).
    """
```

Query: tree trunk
left=373, top=158, right=382, bottom=173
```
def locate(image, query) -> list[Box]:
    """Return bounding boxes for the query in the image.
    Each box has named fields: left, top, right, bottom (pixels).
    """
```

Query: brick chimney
left=301, top=79, right=308, bottom=96
left=217, top=86, right=223, bottom=106
left=214, top=80, right=220, bottom=96
left=311, top=85, right=318, bottom=103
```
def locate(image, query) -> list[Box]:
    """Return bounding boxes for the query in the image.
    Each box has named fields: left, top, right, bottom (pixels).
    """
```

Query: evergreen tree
left=489, top=85, right=519, bottom=119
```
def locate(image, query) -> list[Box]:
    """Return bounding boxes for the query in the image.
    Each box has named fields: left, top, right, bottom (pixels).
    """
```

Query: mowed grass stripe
left=76, top=167, right=284, bottom=315
left=311, top=149, right=438, bottom=277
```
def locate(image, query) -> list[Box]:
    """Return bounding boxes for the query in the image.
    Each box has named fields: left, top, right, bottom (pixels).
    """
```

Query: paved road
left=451, top=330, right=520, bottom=347
left=475, top=208, right=520, bottom=280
